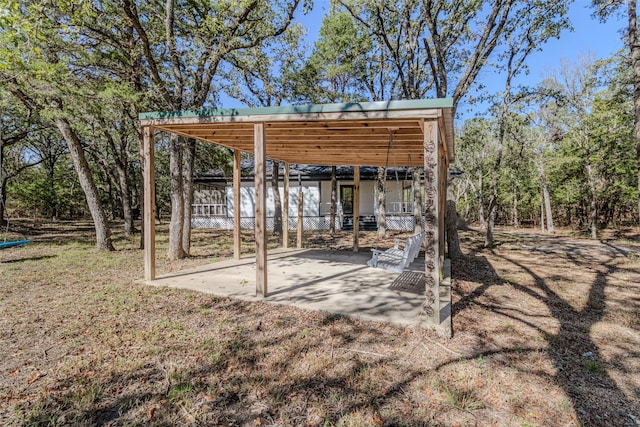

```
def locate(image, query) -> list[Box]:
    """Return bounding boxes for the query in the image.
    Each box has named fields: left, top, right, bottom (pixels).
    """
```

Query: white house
left=192, top=162, right=423, bottom=231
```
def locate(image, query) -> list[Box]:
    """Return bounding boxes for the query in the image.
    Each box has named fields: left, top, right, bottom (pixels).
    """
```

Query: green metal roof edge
left=139, top=98, right=453, bottom=120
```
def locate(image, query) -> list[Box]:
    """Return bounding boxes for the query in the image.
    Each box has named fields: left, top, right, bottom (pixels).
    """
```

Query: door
left=341, top=185, right=354, bottom=215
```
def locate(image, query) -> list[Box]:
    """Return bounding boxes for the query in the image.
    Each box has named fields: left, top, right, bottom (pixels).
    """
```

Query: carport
left=139, top=99, right=454, bottom=327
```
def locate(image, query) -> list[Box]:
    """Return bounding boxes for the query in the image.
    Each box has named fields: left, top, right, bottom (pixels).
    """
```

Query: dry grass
left=1, top=221, right=639, bottom=426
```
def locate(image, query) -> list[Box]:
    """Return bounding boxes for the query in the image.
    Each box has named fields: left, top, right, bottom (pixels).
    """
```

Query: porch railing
left=192, top=203, right=227, bottom=217
left=387, top=202, right=413, bottom=214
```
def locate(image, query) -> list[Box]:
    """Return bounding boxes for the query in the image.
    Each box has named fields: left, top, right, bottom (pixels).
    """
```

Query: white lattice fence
left=386, top=216, right=415, bottom=231
left=191, top=217, right=233, bottom=229
left=193, top=216, right=335, bottom=231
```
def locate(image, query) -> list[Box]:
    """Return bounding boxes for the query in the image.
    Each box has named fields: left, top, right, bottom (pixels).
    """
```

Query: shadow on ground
left=452, top=229, right=640, bottom=427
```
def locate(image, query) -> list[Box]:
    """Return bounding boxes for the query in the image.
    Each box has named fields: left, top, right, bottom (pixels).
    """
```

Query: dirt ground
left=1, top=222, right=639, bottom=426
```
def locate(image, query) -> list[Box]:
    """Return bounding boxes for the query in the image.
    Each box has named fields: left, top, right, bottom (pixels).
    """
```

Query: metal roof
left=139, top=98, right=455, bottom=166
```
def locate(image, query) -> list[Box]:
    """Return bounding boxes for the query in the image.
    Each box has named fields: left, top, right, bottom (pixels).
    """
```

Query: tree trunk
left=485, top=149, right=503, bottom=248
left=463, top=188, right=470, bottom=220
left=586, top=161, right=598, bottom=239
left=0, top=179, right=7, bottom=228
left=512, top=183, right=519, bottom=228
left=98, top=139, right=134, bottom=236
left=47, top=157, right=57, bottom=220
left=412, top=168, right=423, bottom=232
left=538, top=157, right=554, bottom=233
left=139, top=137, right=145, bottom=250
left=485, top=40, right=516, bottom=247
left=115, top=163, right=134, bottom=237
left=272, top=160, right=283, bottom=236
left=485, top=195, right=496, bottom=248
left=485, top=162, right=501, bottom=248
left=376, top=166, right=387, bottom=237
left=111, top=126, right=135, bottom=236
left=446, top=173, right=462, bottom=258
left=477, top=172, right=485, bottom=228
left=542, top=177, right=554, bottom=233
left=54, top=115, right=114, bottom=250
left=168, top=134, right=185, bottom=260
left=330, top=166, right=337, bottom=235
left=181, top=138, right=195, bottom=255
left=629, top=0, right=640, bottom=225
left=0, top=145, right=5, bottom=226
left=541, top=198, right=545, bottom=232
left=107, top=179, right=116, bottom=219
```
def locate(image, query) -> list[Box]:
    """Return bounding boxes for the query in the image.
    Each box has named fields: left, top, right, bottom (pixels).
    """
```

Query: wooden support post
left=297, top=191, right=303, bottom=248
left=254, top=123, right=267, bottom=297
left=283, top=162, right=289, bottom=249
left=353, top=166, right=360, bottom=252
left=143, top=126, right=156, bottom=281
left=438, top=148, right=447, bottom=265
left=233, top=149, right=241, bottom=260
left=424, top=121, right=441, bottom=324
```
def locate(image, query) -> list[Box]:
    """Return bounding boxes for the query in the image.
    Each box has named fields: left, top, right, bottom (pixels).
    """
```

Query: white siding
left=385, top=182, right=405, bottom=205
left=226, top=181, right=320, bottom=217
left=284, top=182, right=320, bottom=217
left=336, top=180, right=376, bottom=215
left=359, top=181, right=375, bottom=215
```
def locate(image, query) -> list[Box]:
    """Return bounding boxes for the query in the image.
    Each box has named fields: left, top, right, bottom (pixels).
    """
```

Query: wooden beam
left=140, top=108, right=443, bottom=127
left=438, top=116, right=450, bottom=166
left=424, top=121, right=440, bottom=325
left=151, top=127, right=251, bottom=152
left=233, top=149, right=241, bottom=260
left=143, top=126, right=156, bottom=281
left=184, top=127, right=424, bottom=138
left=266, top=119, right=424, bottom=130
left=269, top=128, right=424, bottom=137
left=248, top=153, right=421, bottom=168
left=353, top=166, right=360, bottom=252
left=283, top=162, right=289, bottom=249
left=158, top=122, right=254, bottom=131
left=254, top=123, right=267, bottom=297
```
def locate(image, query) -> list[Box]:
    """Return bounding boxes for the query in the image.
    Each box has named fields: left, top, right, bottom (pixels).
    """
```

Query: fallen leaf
left=146, top=406, right=156, bottom=419
left=9, top=368, right=19, bottom=376
left=370, top=412, right=383, bottom=426
left=27, top=372, right=43, bottom=384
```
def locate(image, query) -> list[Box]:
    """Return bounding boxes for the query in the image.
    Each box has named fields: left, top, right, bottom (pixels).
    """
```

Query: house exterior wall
left=318, top=179, right=409, bottom=216
left=380, top=181, right=406, bottom=213
left=193, top=184, right=225, bottom=204
left=192, top=178, right=418, bottom=231
left=226, top=181, right=320, bottom=218
left=319, top=180, right=332, bottom=215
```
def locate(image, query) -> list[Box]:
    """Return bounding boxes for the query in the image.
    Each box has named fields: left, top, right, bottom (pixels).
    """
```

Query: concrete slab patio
left=148, top=249, right=449, bottom=328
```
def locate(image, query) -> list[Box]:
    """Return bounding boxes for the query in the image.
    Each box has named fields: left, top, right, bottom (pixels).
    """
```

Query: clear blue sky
left=221, top=0, right=626, bottom=121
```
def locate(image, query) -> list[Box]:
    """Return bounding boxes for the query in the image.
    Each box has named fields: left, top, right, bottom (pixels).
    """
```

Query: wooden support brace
left=254, top=123, right=267, bottom=297
left=353, top=166, right=360, bottom=252
left=424, top=121, right=440, bottom=324
left=233, top=149, right=241, bottom=260
left=297, top=191, right=304, bottom=249
left=283, top=162, right=289, bottom=249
